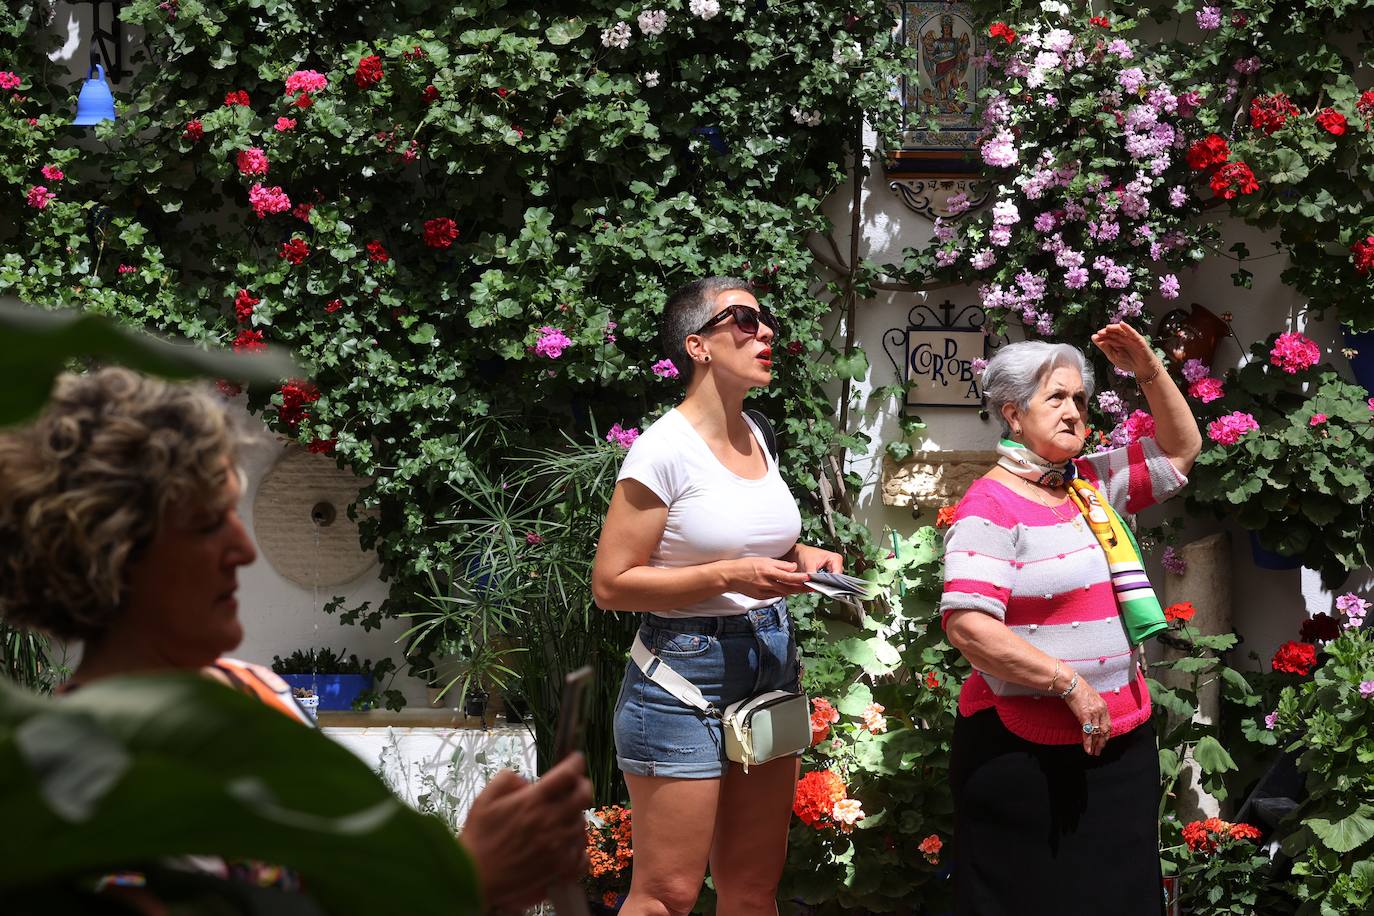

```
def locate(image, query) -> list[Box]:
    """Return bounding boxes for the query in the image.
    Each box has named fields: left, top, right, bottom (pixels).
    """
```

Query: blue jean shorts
left=614, top=600, right=800, bottom=779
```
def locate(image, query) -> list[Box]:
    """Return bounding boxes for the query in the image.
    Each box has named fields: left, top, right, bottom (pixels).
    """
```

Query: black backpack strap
left=744, top=408, right=779, bottom=461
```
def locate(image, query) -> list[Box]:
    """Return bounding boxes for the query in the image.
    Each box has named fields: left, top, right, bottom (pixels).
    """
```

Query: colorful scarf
left=996, top=439, right=1169, bottom=646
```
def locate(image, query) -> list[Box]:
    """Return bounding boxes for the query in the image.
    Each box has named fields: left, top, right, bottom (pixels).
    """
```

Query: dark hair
left=661, top=276, right=754, bottom=383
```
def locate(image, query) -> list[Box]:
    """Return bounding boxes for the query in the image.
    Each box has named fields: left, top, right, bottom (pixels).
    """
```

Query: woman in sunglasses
left=592, top=277, right=843, bottom=916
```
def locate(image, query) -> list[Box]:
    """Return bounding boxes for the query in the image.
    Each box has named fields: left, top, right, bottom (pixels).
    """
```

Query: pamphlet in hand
left=805, top=571, right=878, bottom=603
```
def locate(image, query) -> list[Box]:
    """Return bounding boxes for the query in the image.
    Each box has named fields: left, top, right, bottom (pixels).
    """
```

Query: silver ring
left=1082, top=722, right=1097, bottom=735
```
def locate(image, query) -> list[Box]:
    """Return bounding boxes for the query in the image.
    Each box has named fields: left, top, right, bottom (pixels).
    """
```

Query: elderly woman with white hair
left=940, top=323, right=1201, bottom=916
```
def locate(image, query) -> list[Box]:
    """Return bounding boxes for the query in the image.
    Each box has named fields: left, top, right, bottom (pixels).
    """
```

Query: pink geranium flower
left=0, top=71, right=21, bottom=90
left=651, top=359, right=679, bottom=379
left=40, top=165, right=64, bottom=182
left=534, top=326, right=572, bottom=359
left=1122, top=409, right=1156, bottom=443
left=26, top=185, right=54, bottom=209
left=248, top=183, right=292, bottom=218
left=1310, top=413, right=1328, bottom=427
left=1188, top=377, right=1224, bottom=403
left=236, top=147, right=269, bottom=176
left=1270, top=331, right=1321, bottom=374
left=1207, top=411, right=1260, bottom=445
left=274, top=117, right=297, bottom=132
left=284, top=70, right=328, bottom=95
left=606, top=422, right=640, bottom=448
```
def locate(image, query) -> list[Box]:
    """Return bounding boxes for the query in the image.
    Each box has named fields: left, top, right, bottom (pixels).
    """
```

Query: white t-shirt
left=615, top=408, right=803, bottom=617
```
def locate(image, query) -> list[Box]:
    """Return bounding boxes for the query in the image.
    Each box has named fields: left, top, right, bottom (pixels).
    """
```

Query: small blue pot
left=281, top=673, right=372, bottom=711
left=1343, top=326, right=1374, bottom=394
left=1248, top=531, right=1302, bottom=571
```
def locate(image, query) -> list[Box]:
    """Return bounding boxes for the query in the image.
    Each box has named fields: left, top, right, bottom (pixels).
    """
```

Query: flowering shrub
left=1162, top=816, right=1276, bottom=915
left=1186, top=334, right=1374, bottom=587
left=584, top=805, right=633, bottom=909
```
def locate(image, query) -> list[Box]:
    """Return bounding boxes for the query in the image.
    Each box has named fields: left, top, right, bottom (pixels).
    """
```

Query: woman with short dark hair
left=593, top=277, right=843, bottom=916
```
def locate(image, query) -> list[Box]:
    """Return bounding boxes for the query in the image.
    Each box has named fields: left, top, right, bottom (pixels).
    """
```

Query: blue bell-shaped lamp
left=72, top=62, right=115, bottom=125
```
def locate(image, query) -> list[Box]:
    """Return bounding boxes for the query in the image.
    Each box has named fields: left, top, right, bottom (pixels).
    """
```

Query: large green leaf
left=1307, top=804, right=1374, bottom=854
left=1192, top=735, right=1237, bottom=775
left=0, top=674, right=478, bottom=912
left=0, top=300, right=297, bottom=426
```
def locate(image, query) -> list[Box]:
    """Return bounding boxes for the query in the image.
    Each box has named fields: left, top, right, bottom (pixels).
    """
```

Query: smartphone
left=547, top=666, right=595, bottom=916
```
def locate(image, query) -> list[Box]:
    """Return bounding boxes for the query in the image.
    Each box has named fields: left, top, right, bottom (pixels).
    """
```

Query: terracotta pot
left=1155, top=303, right=1230, bottom=367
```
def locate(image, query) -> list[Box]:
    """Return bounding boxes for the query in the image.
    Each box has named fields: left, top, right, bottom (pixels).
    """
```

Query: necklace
left=1018, top=478, right=1083, bottom=530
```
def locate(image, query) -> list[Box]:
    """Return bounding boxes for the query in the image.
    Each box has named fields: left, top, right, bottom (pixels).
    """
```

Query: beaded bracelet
left=1057, top=672, right=1080, bottom=700
left=1137, top=364, right=1163, bottom=386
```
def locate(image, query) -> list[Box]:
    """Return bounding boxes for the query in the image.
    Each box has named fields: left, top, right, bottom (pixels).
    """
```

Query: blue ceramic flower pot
left=1248, top=531, right=1302, bottom=571
left=281, top=673, right=372, bottom=711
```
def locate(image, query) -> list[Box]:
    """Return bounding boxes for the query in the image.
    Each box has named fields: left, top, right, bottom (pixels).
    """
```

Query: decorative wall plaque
left=884, top=0, right=989, bottom=219
left=884, top=298, right=996, bottom=412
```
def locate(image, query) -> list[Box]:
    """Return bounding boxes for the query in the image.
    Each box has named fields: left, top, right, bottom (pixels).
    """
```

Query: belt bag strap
left=631, top=632, right=722, bottom=718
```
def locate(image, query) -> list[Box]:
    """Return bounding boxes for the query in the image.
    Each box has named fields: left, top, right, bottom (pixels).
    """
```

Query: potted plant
left=1184, top=331, right=1374, bottom=588
left=270, top=648, right=379, bottom=711
left=584, top=805, right=633, bottom=913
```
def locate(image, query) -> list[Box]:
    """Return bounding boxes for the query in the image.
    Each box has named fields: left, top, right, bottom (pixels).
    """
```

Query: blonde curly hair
left=0, top=368, right=243, bottom=641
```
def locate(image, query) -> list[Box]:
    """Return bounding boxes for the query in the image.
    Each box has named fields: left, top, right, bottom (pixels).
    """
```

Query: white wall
left=821, top=124, right=1371, bottom=671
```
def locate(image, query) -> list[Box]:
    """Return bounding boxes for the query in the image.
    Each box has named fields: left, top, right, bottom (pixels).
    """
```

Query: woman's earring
left=703, top=355, right=711, bottom=363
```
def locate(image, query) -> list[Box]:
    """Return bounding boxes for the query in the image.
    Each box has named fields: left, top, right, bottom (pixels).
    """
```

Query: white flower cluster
left=600, top=21, right=632, bottom=49
left=642, top=70, right=661, bottom=87
left=790, top=106, right=821, bottom=127
left=832, top=40, right=862, bottom=65
left=637, top=9, right=667, bottom=35
left=689, top=0, right=720, bottom=20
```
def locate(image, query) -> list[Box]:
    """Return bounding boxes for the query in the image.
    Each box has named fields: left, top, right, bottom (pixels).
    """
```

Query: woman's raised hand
left=727, top=557, right=813, bottom=599
left=1090, top=322, right=1163, bottom=379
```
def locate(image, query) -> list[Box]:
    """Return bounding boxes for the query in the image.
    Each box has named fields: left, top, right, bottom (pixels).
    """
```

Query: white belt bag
left=631, top=633, right=810, bottom=773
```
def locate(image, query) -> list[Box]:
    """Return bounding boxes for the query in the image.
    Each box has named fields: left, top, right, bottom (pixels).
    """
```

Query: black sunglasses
left=694, top=304, right=781, bottom=338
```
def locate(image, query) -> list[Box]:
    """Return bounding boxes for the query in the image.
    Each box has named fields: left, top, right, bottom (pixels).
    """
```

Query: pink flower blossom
left=285, top=69, right=329, bottom=95
left=118, top=263, right=135, bottom=274
left=525, top=532, right=543, bottom=545
left=1182, top=359, right=1210, bottom=383
left=1264, top=710, right=1278, bottom=730
left=652, top=358, right=679, bottom=379
left=236, top=147, right=269, bottom=176
left=534, top=325, right=572, bottom=359
left=1196, top=6, right=1221, bottom=29
left=1162, top=546, right=1187, bottom=576
left=981, top=129, right=1018, bottom=168
left=1361, top=681, right=1374, bottom=699
left=1337, top=593, right=1370, bottom=628
left=1207, top=411, right=1260, bottom=445
left=606, top=422, right=640, bottom=448
left=1188, top=377, right=1224, bottom=403
left=274, top=117, right=297, bottom=131
left=26, top=185, right=54, bottom=209
left=1310, top=413, right=1328, bottom=427
left=1270, top=331, right=1321, bottom=374
left=1122, top=409, right=1156, bottom=443
left=40, top=165, right=64, bottom=182
left=945, top=192, right=971, bottom=215
left=0, top=72, right=20, bottom=90
left=248, top=183, right=292, bottom=218
left=1159, top=274, right=1180, bottom=299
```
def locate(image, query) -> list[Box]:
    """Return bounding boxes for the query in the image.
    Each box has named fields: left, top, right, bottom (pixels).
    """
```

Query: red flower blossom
left=354, top=54, right=384, bottom=88
left=810, top=697, right=839, bottom=745
left=423, top=217, right=460, bottom=250
left=306, top=437, right=336, bottom=454
left=402, top=46, right=427, bottom=61
left=366, top=239, right=389, bottom=263
left=233, top=288, right=259, bottom=323
left=988, top=21, right=1016, bottom=43
left=292, top=201, right=315, bottom=222
left=1316, top=108, right=1348, bottom=135
left=935, top=505, right=957, bottom=528
left=1186, top=134, right=1230, bottom=171
left=919, top=834, right=943, bottom=865
left=325, top=298, right=343, bottom=313
left=925, top=671, right=940, bottom=689
left=183, top=119, right=204, bottom=141
left=223, top=90, right=250, bottom=108
left=1248, top=93, right=1299, bottom=136
left=1359, top=90, right=1374, bottom=121
left=1210, top=161, right=1258, bottom=199
left=232, top=329, right=266, bottom=352
left=1165, top=601, right=1196, bottom=623
left=279, top=237, right=310, bottom=264
left=512, top=124, right=525, bottom=139
left=1353, top=236, right=1374, bottom=275
left=1300, top=612, right=1341, bottom=643
left=786, top=340, right=804, bottom=356
left=422, top=84, right=440, bottom=104
left=1272, top=640, right=1318, bottom=676
left=497, top=87, right=510, bottom=98
left=793, top=770, right=847, bottom=827
left=294, top=92, right=314, bottom=109
left=1089, top=15, right=1111, bottom=27
left=278, top=379, right=320, bottom=427
left=1183, top=818, right=1262, bottom=855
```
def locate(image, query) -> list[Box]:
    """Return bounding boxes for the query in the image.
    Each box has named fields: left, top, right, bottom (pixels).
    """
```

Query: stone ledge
left=881, top=450, right=998, bottom=508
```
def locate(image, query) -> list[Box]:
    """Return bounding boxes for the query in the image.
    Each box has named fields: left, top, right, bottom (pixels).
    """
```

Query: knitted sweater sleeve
left=1073, top=436, right=1188, bottom=516
left=939, top=485, right=1018, bottom=625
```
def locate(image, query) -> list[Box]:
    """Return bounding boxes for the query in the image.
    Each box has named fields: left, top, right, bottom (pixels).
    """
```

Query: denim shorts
left=614, top=600, right=801, bottom=779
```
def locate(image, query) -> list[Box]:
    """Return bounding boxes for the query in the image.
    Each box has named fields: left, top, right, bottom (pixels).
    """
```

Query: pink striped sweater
left=939, top=438, right=1187, bottom=744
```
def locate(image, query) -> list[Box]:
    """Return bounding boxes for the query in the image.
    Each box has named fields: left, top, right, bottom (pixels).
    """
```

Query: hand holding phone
left=547, top=667, right=595, bottom=916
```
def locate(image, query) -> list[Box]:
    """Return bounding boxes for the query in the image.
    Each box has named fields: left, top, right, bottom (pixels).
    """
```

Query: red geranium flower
left=1210, top=161, right=1258, bottom=199
left=1164, top=601, right=1196, bottom=623
left=279, top=237, right=310, bottom=264
left=919, top=834, right=943, bottom=865
left=988, top=21, right=1016, bottom=43
left=233, top=288, right=259, bottom=323
left=294, top=92, right=314, bottom=109
left=306, top=437, right=336, bottom=454
left=1316, top=108, right=1348, bottom=136
left=1186, top=134, right=1230, bottom=171
left=1352, top=236, right=1374, bottom=275
left=366, top=239, right=390, bottom=263
left=1182, top=818, right=1261, bottom=854
left=354, top=54, right=384, bottom=88
left=1300, top=612, right=1341, bottom=643
left=1359, top=90, right=1374, bottom=121
left=935, top=505, right=957, bottom=528
left=793, top=770, right=847, bottom=827
left=1089, top=15, right=1111, bottom=27
left=183, top=119, right=204, bottom=141
left=232, top=328, right=266, bottom=352
left=925, top=671, right=940, bottom=689
left=1272, top=640, right=1318, bottom=676
left=423, top=217, right=460, bottom=250
left=1248, top=93, right=1299, bottom=136
left=810, top=697, right=839, bottom=745
left=278, top=379, right=320, bottom=427
left=223, top=90, right=250, bottom=108
left=422, top=84, right=440, bottom=104
left=325, top=298, right=343, bottom=313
